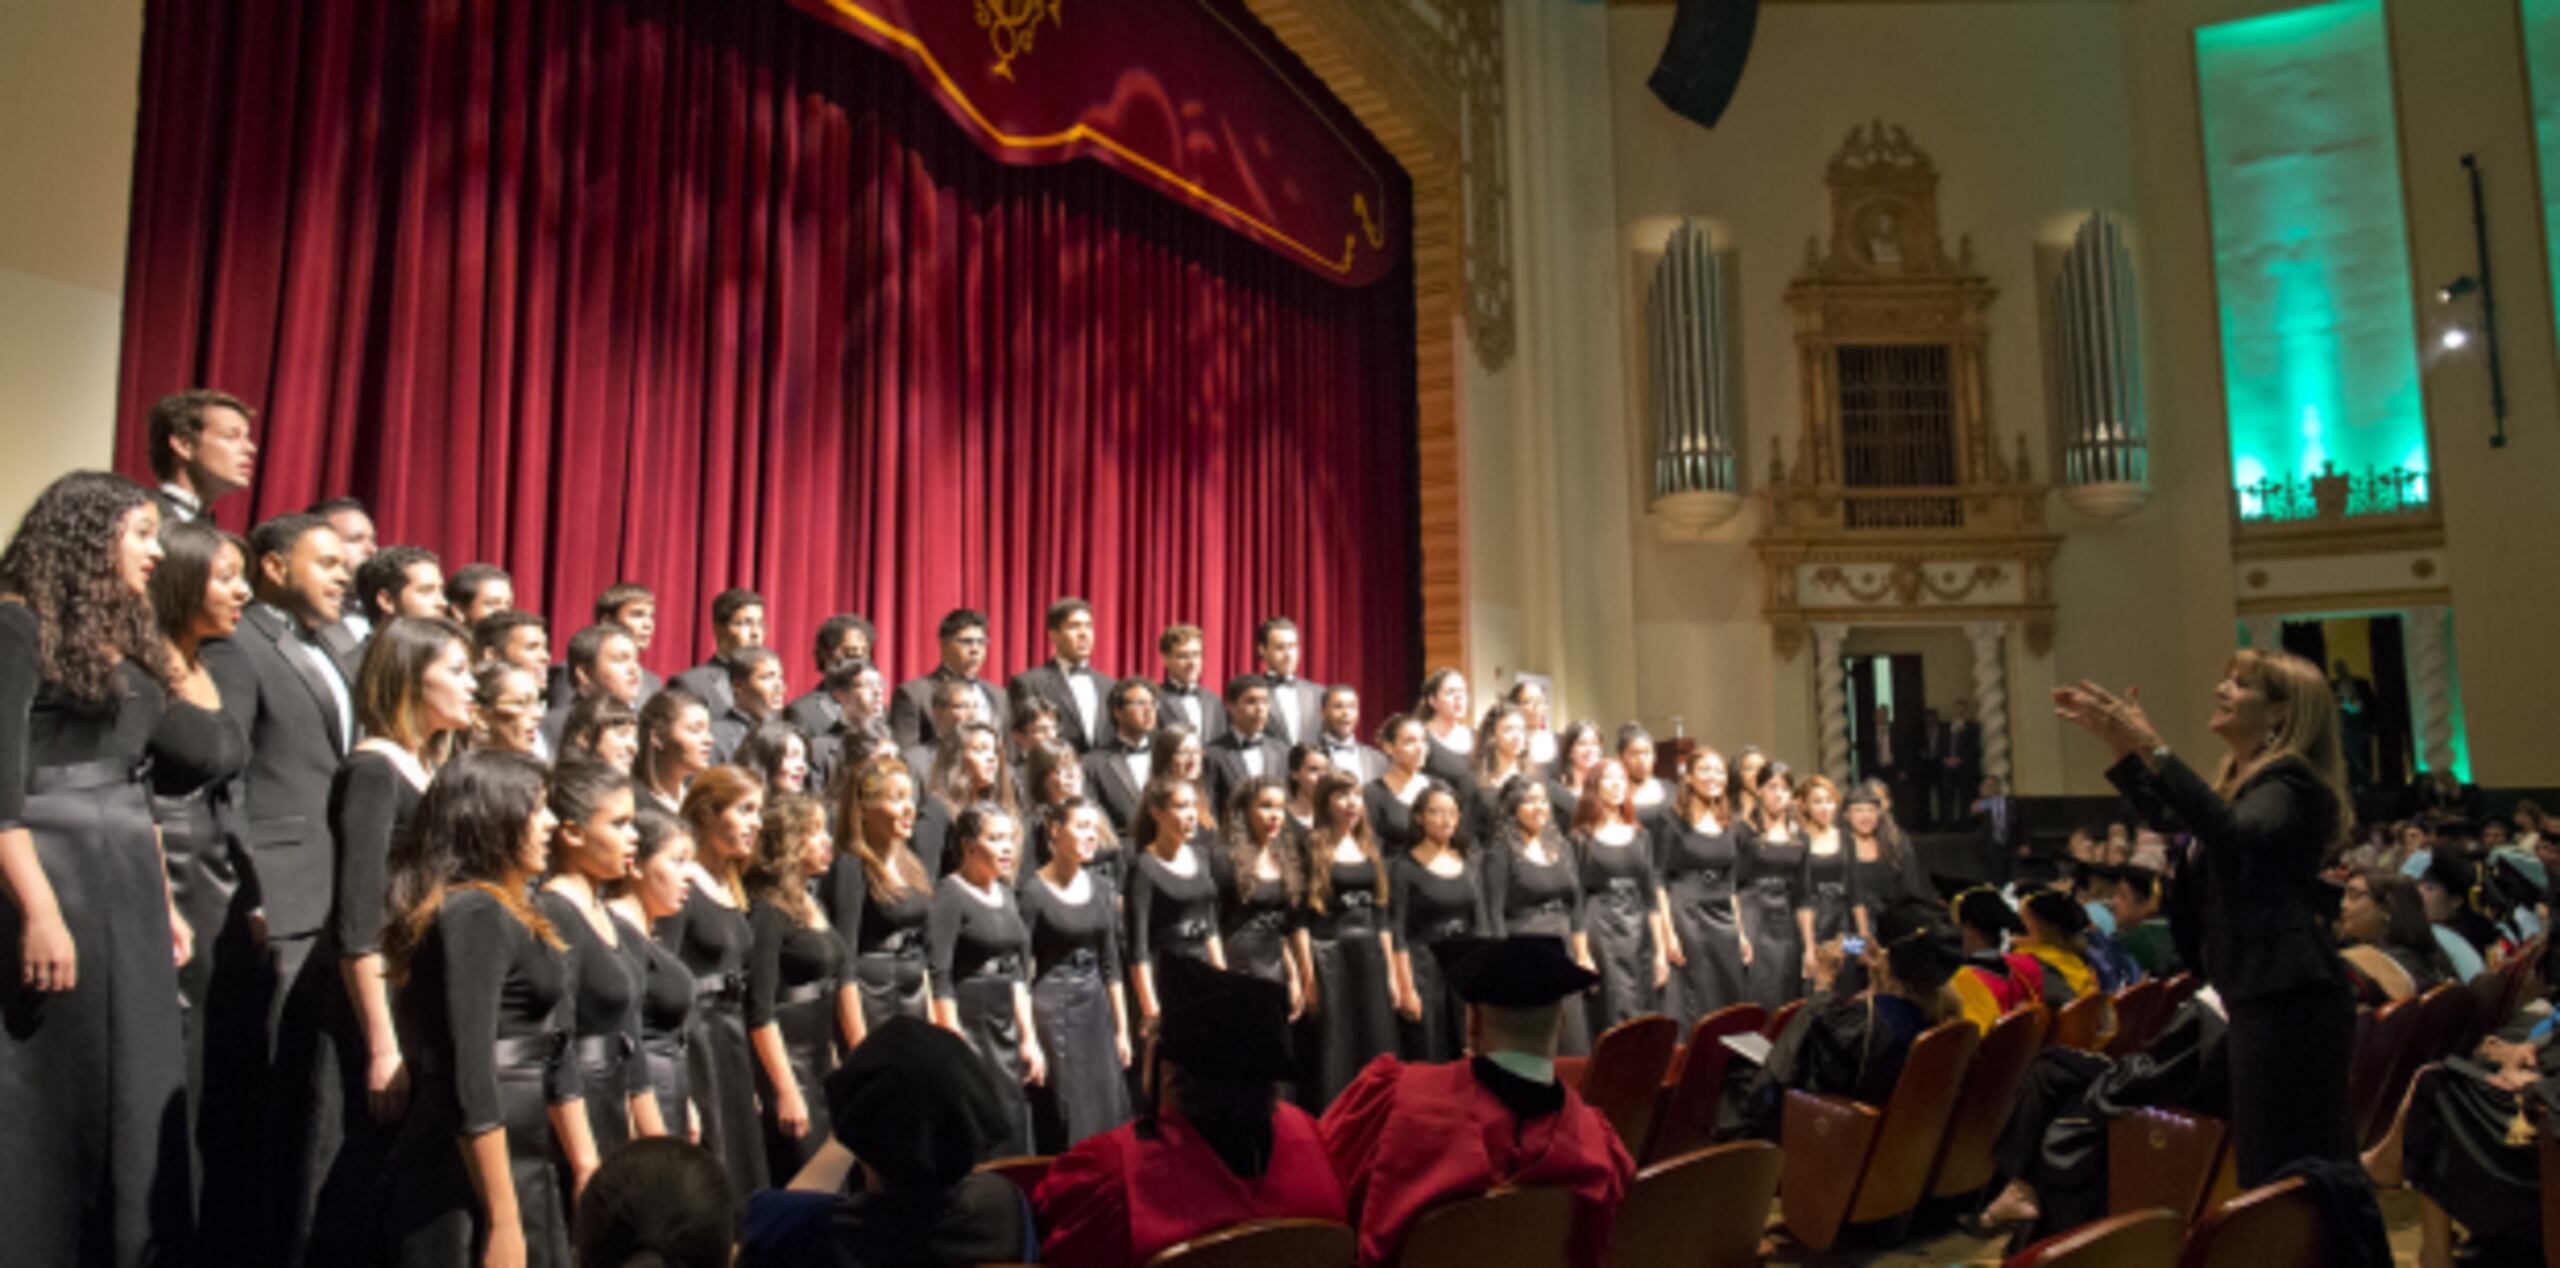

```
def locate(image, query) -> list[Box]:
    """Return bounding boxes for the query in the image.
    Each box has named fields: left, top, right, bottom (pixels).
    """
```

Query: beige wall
left=0, top=0, right=144, bottom=529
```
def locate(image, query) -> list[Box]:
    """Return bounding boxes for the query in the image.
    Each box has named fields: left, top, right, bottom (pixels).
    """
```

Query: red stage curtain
left=115, top=0, right=1418, bottom=709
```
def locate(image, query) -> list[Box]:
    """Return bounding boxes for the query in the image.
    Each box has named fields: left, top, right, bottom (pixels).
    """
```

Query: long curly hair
left=0, top=471, right=171, bottom=705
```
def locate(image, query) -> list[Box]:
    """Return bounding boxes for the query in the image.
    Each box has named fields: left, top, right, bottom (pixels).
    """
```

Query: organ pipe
left=1649, top=220, right=1737, bottom=498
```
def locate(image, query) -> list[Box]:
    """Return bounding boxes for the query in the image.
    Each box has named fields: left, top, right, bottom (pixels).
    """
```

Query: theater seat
left=1141, top=1218, right=1355, bottom=1268
left=1606, top=1142, right=1781, bottom=1268
left=2049, top=993, right=2110, bottom=1051
left=1644, top=1003, right=1766, bottom=1163
left=2106, top=1108, right=2227, bottom=1223
left=1762, top=999, right=1803, bottom=1040
left=2346, top=997, right=2417, bottom=1148
left=1929, top=1006, right=2048, bottom=1201
left=2102, top=979, right=2167, bottom=1057
left=976, top=1154, right=1053, bottom=1198
left=2002, top=1209, right=2187, bottom=1268
left=1777, top=1018, right=1980, bottom=1251
left=1580, top=1014, right=1680, bottom=1155
left=2175, top=1177, right=2323, bottom=1268
left=1400, top=1186, right=1576, bottom=1268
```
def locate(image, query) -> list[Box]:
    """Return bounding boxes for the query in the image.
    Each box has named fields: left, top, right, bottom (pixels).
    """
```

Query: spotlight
left=2441, top=327, right=2471, bottom=351
left=2437, top=275, right=2479, bottom=304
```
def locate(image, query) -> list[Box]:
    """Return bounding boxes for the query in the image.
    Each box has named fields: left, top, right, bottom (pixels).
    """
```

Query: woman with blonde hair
left=2056, top=648, right=2358, bottom=1187
left=824, top=758, right=936, bottom=1047
left=744, top=792, right=841, bottom=1182
left=666, top=765, right=767, bottom=1195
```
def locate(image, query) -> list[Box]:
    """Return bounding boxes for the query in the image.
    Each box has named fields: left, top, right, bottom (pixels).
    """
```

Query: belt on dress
left=1524, top=898, right=1570, bottom=918
left=1169, top=918, right=1212, bottom=942
left=694, top=971, right=748, bottom=1004
left=29, top=756, right=150, bottom=795
left=1047, top=948, right=1101, bottom=974
left=575, top=1033, right=633, bottom=1070
left=1236, top=910, right=1292, bottom=935
left=493, top=1030, right=571, bottom=1068
left=964, top=953, right=1025, bottom=982
left=775, top=981, right=832, bottom=1007
left=1341, top=890, right=1378, bottom=912
left=1422, top=920, right=1472, bottom=942
left=870, top=930, right=925, bottom=958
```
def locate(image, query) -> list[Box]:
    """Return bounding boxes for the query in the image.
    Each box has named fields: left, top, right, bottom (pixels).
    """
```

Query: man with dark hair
left=551, top=582, right=662, bottom=707
left=890, top=607, right=1005, bottom=750
left=1153, top=623, right=1226, bottom=743
left=671, top=587, right=766, bottom=718
left=784, top=612, right=876, bottom=734
left=900, top=676, right=986, bottom=788
left=1315, top=685, right=1389, bottom=784
left=147, top=388, right=258, bottom=523
left=307, top=497, right=376, bottom=568
left=806, top=659, right=889, bottom=795
left=1080, top=679, right=1159, bottom=837
left=1239, top=615, right=1323, bottom=746
left=1318, top=937, right=1634, bottom=1267
left=541, top=623, right=646, bottom=754
left=301, top=496, right=379, bottom=671
left=474, top=609, right=552, bottom=679
left=1009, top=597, right=1117, bottom=754
left=201, top=513, right=353, bottom=1043
left=333, top=543, right=444, bottom=677
left=445, top=562, right=515, bottom=625
left=710, top=645, right=788, bottom=765
left=1204, top=675, right=1288, bottom=813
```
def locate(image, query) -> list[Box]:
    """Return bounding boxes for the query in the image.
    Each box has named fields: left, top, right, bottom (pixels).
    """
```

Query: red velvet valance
left=788, top=0, right=1402, bottom=287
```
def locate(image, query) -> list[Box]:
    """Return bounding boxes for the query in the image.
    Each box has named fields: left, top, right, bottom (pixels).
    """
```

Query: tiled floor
left=1755, top=1187, right=2434, bottom=1265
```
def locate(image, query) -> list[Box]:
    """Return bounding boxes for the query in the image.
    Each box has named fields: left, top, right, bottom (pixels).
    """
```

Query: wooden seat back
left=1645, top=1004, right=1765, bottom=1163
left=1606, top=1142, right=1782, bottom=1268
left=2106, top=1108, right=2227, bottom=1222
left=2102, top=980, right=2167, bottom=1057
left=1401, top=1185, right=1576, bottom=1268
left=2002, top=1209, right=2188, bottom=1268
left=1762, top=998, right=1803, bottom=1039
left=2049, top=993, right=2111, bottom=1051
left=1581, top=1014, right=1680, bottom=1156
left=1142, top=1218, right=1355, bottom=1268
left=976, top=1154, right=1054, bottom=1198
left=2158, top=972, right=2199, bottom=1015
left=2174, top=1177, right=2323, bottom=1268
left=1930, top=1006, right=2049, bottom=1198
left=1778, top=1018, right=1980, bottom=1251
left=2346, top=997, right=2417, bottom=1148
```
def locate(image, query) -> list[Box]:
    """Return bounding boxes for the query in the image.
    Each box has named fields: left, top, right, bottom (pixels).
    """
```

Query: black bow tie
left=1268, top=675, right=1295, bottom=687
left=1119, top=741, right=1151, bottom=757
left=1162, top=684, right=1194, bottom=698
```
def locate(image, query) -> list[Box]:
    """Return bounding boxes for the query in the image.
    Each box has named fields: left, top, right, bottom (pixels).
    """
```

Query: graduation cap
left=1951, top=886, right=2025, bottom=938
left=1155, top=953, right=1298, bottom=1082
left=1441, top=936, right=1600, bottom=1008
left=822, top=1016, right=1009, bottom=1188
left=2021, top=888, right=2092, bottom=937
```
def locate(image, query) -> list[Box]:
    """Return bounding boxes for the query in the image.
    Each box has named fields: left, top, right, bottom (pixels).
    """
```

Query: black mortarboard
left=1155, top=953, right=1298, bottom=1082
left=823, top=1016, right=1008, bottom=1188
left=1441, top=935, right=1600, bottom=1008
left=2021, top=888, right=2092, bottom=936
left=1952, top=887, right=2025, bottom=937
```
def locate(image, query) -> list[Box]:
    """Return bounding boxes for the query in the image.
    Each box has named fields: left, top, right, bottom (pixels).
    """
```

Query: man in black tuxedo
left=1314, top=684, right=1388, bottom=784
left=1081, top=679, right=1160, bottom=838
left=201, top=513, right=354, bottom=1037
left=901, top=676, right=988, bottom=790
left=308, top=496, right=377, bottom=669
left=445, top=562, right=516, bottom=625
left=1967, top=775, right=2034, bottom=883
left=807, top=659, right=891, bottom=796
left=1204, top=675, right=1290, bottom=815
left=147, top=388, right=258, bottom=526
left=890, top=607, right=1005, bottom=750
left=1863, top=704, right=1918, bottom=815
left=1009, top=597, right=1116, bottom=753
left=1237, top=615, right=1325, bottom=746
left=548, top=581, right=664, bottom=707
left=785, top=613, right=874, bottom=736
left=340, top=544, right=446, bottom=680
left=710, top=645, right=788, bottom=765
left=1153, top=622, right=1226, bottom=743
left=672, top=587, right=767, bottom=720
left=542, top=623, right=647, bottom=755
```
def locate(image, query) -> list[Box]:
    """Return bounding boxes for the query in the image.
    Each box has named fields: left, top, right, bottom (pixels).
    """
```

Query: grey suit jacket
left=201, top=607, right=350, bottom=939
left=1007, top=662, right=1118, bottom=753
left=1203, top=731, right=1291, bottom=817
left=671, top=660, right=735, bottom=718
left=1080, top=743, right=1153, bottom=838
left=887, top=672, right=1005, bottom=750
left=1234, top=676, right=1327, bottom=746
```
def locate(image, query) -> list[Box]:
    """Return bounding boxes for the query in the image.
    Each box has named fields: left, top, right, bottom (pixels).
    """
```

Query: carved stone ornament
left=1809, top=561, right=2008, bottom=605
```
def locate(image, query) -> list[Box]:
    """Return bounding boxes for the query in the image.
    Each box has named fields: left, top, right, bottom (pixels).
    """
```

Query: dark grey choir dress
left=616, top=912, right=693, bottom=1135
left=928, top=877, right=1034, bottom=1156
left=1852, top=839, right=1929, bottom=914
left=1484, top=839, right=1592, bottom=1055
left=1421, top=732, right=1473, bottom=790
left=0, top=611, right=192, bottom=1268
left=1802, top=839, right=1860, bottom=946
left=1387, top=853, right=1487, bottom=1062
left=1216, top=848, right=1298, bottom=990
left=659, top=886, right=767, bottom=1195
left=1658, top=812, right=1750, bottom=1026
left=1301, top=851, right=1401, bottom=1106
left=532, top=893, right=645, bottom=1157
left=746, top=897, right=842, bottom=1183
left=146, top=692, right=245, bottom=1204
left=382, top=888, right=577, bottom=1267
left=1740, top=826, right=1808, bottom=1008
left=823, top=856, right=933, bottom=1030
left=1362, top=775, right=1433, bottom=858
left=1574, top=827, right=1664, bottom=1033
left=1019, top=871, right=1133, bottom=1150
left=280, top=748, right=424, bottom=1265
left=1126, top=845, right=1220, bottom=975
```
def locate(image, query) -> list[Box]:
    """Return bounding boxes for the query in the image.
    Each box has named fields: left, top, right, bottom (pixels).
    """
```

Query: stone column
left=1813, top=623, right=1851, bottom=785
left=1967, top=622, right=2013, bottom=786
left=2405, top=605, right=2456, bottom=775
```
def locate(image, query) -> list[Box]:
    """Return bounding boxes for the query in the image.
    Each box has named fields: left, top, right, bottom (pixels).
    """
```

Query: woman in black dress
left=1021, top=796, right=1134, bottom=1149
left=928, top=803, right=1039, bottom=1155
left=609, top=806, right=697, bottom=1137
left=536, top=760, right=655, bottom=1159
left=1388, top=783, right=1485, bottom=1061
left=0, top=473, right=191, bottom=1267
left=380, top=750, right=589, bottom=1267
left=668, top=764, right=768, bottom=1195
left=732, top=720, right=813, bottom=799
left=1145, top=723, right=1214, bottom=832
left=1216, top=777, right=1306, bottom=1010
left=1507, top=678, right=1560, bottom=775
left=1739, top=762, right=1807, bottom=1008
left=1617, top=724, right=1673, bottom=821
left=1570, top=758, right=1670, bottom=1033
left=1797, top=775, right=1865, bottom=956
left=1545, top=720, right=1604, bottom=822
left=1284, top=743, right=1328, bottom=837
left=142, top=519, right=253, bottom=1230
left=918, top=720, right=1019, bottom=879
left=633, top=688, right=714, bottom=812
left=1415, top=669, right=1475, bottom=788
left=1295, top=769, right=1401, bottom=1104
left=2058, top=652, right=2361, bottom=1186
left=1022, top=739, right=1087, bottom=868
left=825, top=759, right=935, bottom=1049
left=1729, top=746, right=1769, bottom=828
left=1659, top=747, right=1751, bottom=1026
left=745, top=792, right=841, bottom=1184
left=1482, top=775, right=1594, bottom=1055
left=287, top=615, right=476, bottom=1264
left=1847, top=784, right=1927, bottom=914
left=471, top=663, right=545, bottom=759
left=562, top=696, right=640, bottom=774
left=1464, top=703, right=1532, bottom=851
left=1126, top=774, right=1224, bottom=1025
left=1363, top=712, right=1437, bottom=858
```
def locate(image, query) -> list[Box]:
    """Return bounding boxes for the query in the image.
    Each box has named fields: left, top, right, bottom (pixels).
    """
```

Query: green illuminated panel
left=2525, top=0, right=2560, bottom=346
left=2196, top=1, right=2430, bottom=515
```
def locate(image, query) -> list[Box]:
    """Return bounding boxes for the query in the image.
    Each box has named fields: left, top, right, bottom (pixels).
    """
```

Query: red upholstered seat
left=1141, top=1217, right=1355, bottom=1268
left=1930, top=1006, right=2049, bottom=1200
left=1644, top=1004, right=1765, bottom=1164
left=1777, top=1018, right=1980, bottom=1252
left=1605, top=1142, right=1781, bottom=1268
left=2174, top=1178, right=2323, bottom=1268
left=1579, top=1014, right=1680, bottom=1158
left=1400, top=1186, right=1576, bottom=1268
left=2003, top=1209, right=2187, bottom=1268
left=2106, top=1108, right=2227, bottom=1222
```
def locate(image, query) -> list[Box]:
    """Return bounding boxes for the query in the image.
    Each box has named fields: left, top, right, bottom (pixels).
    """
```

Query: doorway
left=1845, top=652, right=1930, bottom=819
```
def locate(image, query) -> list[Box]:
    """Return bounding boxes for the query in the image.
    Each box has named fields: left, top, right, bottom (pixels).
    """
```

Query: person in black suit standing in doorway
left=1009, top=598, right=1116, bottom=754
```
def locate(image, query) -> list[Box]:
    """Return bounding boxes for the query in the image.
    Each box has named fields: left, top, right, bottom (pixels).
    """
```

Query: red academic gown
left=1034, top=1102, right=1346, bottom=1267
left=1318, top=1055, right=1634, bottom=1268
